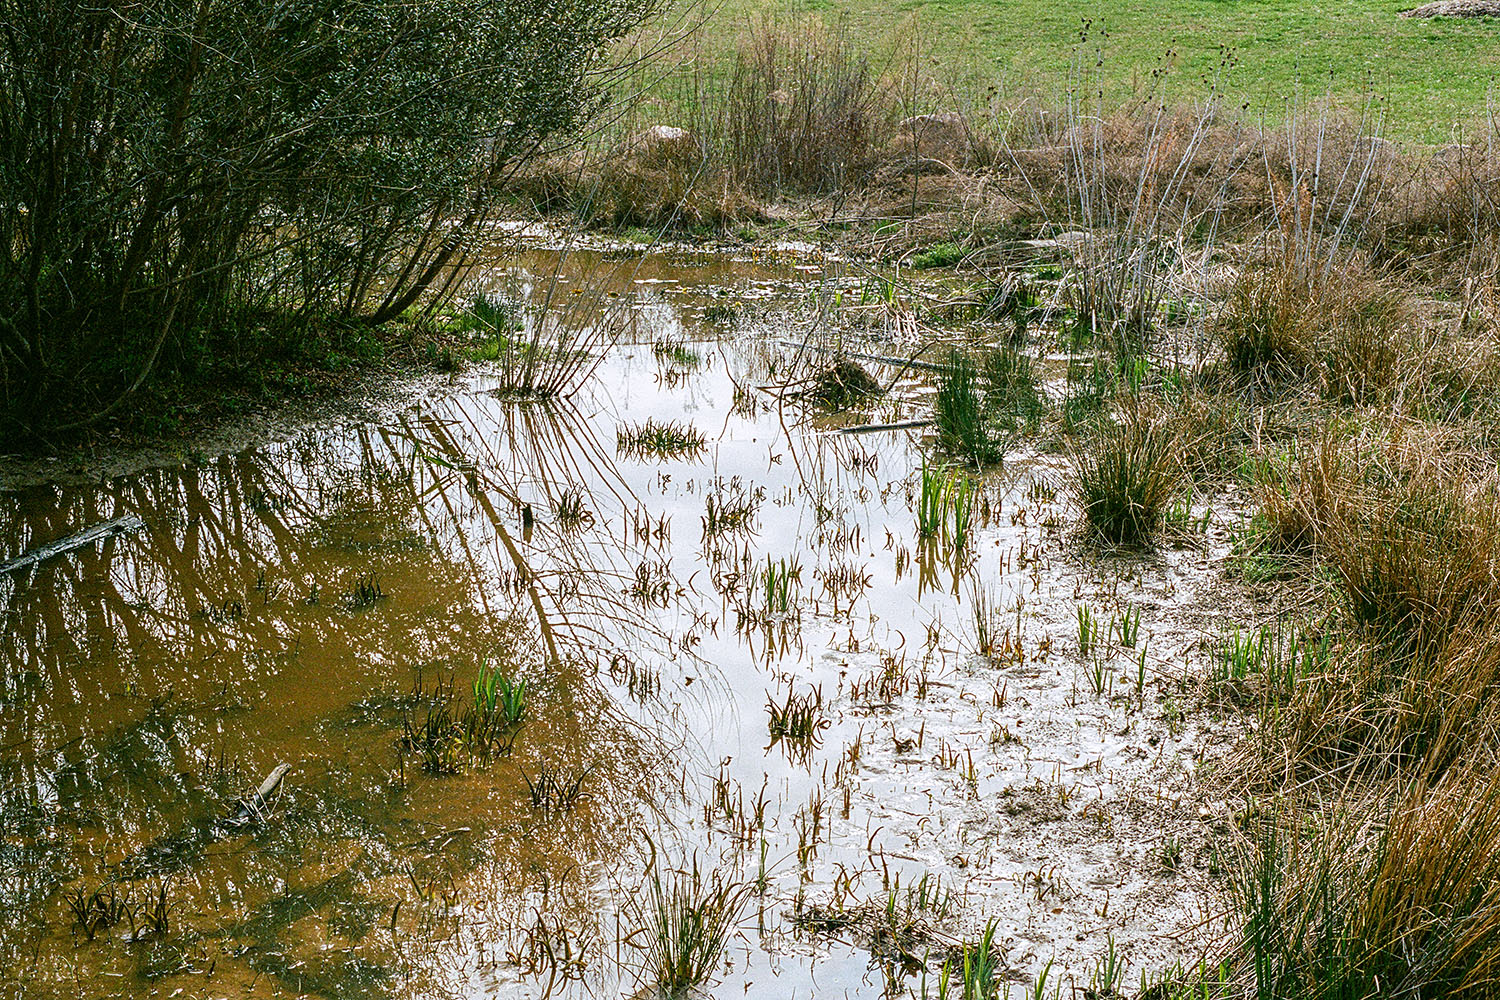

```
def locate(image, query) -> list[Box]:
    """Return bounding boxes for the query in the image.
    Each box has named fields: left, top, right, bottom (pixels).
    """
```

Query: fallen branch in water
left=220, top=763, right=292, bottom=831
left=0, top=514, right=145, bottom=574
left=838, top=419, right=933, bottom=435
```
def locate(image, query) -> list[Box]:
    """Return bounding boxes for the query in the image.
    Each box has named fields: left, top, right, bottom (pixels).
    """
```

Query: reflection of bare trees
left=0, top=389, right=670, bottom=687
left=0, top=383, right=699, bottom=998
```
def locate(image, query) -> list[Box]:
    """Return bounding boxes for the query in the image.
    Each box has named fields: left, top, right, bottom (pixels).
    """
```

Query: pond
left=0, top=244, right=1241, bottom=1000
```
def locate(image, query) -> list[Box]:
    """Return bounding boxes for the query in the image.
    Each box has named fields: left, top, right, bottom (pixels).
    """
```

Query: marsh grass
left=401, top=666, right=529, bottom=771
left=934, top=349, right=1008, bottom=467
left=64, top=877, right=172, bottom=943
left=1069, top=401, right=1184, bottom=546
left=766, top=686, right=829, bottom=749
left=1256, top=431, right=1500, bottom=662
left=969, top=585, right=1017, bottom=660
left=633, top=854, right=753, bottom=999
left=553, top=487, right=594, bottom=530
left=1241, top=429, right=1500, bottom=778
left=521, top=763, right=592, bottom=813
left=757, top=556, right=801, bottom=616
left=709, top=16, right=898, bottom=196
left=617, top=418, right=707, bottom=461
left=452, top=292, right=523, bottom=338
left=917, top=463, right=975, bottom=549
left=64, top=881, right=132, bottom=941
left=981, top=345, right=1046, bottom=434
left=800, top=359, right=883, bottom=411
left=1219, top=251, right=1411, bottom=404
left=1062, top=353, right=1112, bottom=431
left=652, top=336, right=701, bottom=369
left=954, top=918, right=1002, bottom=1000
left=345, top=573, right=385, bottom=611
left=1042, top=81, right=1234, bottom=359
left=702, top=480, right=762, bottom=537
left=465, top=251, right=639, bottom=398
left=1229, top=772, right=1500, bottom=1000
left=911, top=242, right=965, bottom=269
left=1211, top=622, right=1328, bottom=708
left=467, top=661, right=526, bottom=756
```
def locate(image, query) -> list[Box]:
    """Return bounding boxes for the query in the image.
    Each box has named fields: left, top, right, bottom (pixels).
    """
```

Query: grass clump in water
left=466, top=661, right=526, bottom=757
left=652, top=336, right=702, bottom=369
left=400, top=665, right=529, bottom=772
left=934, top=345, right=1043, bottom=467
left=1069, top=402, right=1183, bottom=546
left=633, top=854, right=752, bottom=999
left=917, top=462, right=975, bottom=549
left=702, top=480, right=762, bottom=537
left=617, top=418, right=707, bottom=460
left=766, top=685, right=828, bottom=748
left=757, top=555, right=801, bottom=616
left=934, top=349, right=1008, bottom=467
left=803, top=359, right=883, bottom=411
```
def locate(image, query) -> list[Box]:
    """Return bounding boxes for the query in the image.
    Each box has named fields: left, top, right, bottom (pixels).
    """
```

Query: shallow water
left=0, top=246, right=1242, bottom=999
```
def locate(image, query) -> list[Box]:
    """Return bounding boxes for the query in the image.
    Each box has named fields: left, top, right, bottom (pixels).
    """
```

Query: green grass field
left=680, top=0, right=1500, bottom=142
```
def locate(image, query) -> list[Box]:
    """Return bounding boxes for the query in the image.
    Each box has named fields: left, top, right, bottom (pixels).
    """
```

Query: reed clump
left=1228, top=770, right=1500, bottom=1000
left=933, top=348, right=1016, bottom=467
left=1069, top=400, right=1185, bottom=546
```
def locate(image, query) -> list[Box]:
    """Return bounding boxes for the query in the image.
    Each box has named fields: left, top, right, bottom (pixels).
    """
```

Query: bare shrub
left=1375, top=128, right=1500, bottom=282
left=0, top=0, right=662, bottom=439
left=706, top=17, right=900, bottom=195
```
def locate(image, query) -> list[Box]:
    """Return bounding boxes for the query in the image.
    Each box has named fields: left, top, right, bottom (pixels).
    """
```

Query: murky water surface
left=0, top=247, right=1239, bottom=999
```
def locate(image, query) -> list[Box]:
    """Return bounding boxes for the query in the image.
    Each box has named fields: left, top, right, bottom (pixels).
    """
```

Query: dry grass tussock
left=1249, top=425, right=1500, bottom=775
left=1216, top=247, right=1415, bottom=404
left=511, top=17, right=908, bottom=226
left=710, top=17, right=901, bottom=195
left=1377, top=133, right=1500, bottom=277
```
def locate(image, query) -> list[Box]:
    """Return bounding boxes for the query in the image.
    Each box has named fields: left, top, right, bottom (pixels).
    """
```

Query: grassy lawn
left=675, top=0, right=1500, bottom=142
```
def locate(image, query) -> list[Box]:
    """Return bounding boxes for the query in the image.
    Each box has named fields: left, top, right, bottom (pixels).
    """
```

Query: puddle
left=0, top=247, right=1242, bottom=999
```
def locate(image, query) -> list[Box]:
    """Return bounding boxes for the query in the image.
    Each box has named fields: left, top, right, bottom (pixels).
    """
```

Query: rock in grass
left=1402, top=0, right=1500, bottom=16
left=621, top=125, right=700, bottom=169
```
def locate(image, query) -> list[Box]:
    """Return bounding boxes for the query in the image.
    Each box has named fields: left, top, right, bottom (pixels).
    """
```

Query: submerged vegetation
left=631, top=855, right=754, bottom=999
left=619, top=417, right=708, bottom=460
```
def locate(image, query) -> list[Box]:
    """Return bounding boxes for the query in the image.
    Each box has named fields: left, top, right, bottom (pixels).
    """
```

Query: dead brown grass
left=1217, top=250, right=1413, bottom=404
left=1250, top=425, right=1500, bottom=774
left=710, top=18, right=900, bottom=195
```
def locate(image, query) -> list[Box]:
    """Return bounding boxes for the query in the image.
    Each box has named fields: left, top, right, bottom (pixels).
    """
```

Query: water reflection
left=0, top=380, right=691, bottom=998
left=0, top=245, right=1220, bottom=1000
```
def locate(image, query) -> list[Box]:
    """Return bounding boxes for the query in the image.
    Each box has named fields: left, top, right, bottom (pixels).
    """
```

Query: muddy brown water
left=0, top=247, right=1242, bottom=999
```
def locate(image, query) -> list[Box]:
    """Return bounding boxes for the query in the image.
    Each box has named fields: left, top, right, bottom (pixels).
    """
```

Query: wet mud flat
left=0, top=246, right=1256, bottom=999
